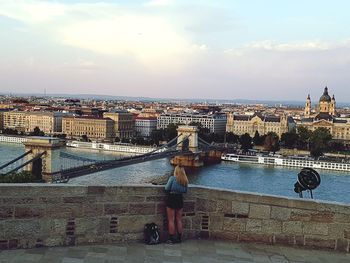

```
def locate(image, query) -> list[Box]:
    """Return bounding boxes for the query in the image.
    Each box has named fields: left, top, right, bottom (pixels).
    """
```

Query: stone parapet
left=0, top=184, right=349, bottom=252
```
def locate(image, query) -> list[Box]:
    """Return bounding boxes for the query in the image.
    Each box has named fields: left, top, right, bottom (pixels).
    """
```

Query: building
left=226, top=112, right=295, bottom=137
left=3, top=111, right=27, bottom=132
left=25, top=112, right=63, bottom=134
left=103, top=111, right=134, bottom=139
left=299, top=87, right=350, bottom=143
left=135, top=117, right=157, bottom=138
left=62, top=116, right=114, bottom=142
left=157, top=113, right=227, bottom=134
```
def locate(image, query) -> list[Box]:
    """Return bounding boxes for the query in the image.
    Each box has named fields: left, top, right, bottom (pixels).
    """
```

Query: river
left=1, top=142, right=350, bottom=204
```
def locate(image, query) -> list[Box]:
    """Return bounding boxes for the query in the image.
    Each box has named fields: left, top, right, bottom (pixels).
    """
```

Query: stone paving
left=0, top=239, right=349, bottom=263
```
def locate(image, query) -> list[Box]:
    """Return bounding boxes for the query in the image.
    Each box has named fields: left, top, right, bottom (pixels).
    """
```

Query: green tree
left=239, top=133, right=252, bottom=152
left=81, top=134, right=88, bottom=142
left=32, top=127, right=45, bottom=136
left=297, top=126, right=312, bottom=150
left=225, top=132, right=239, bottom=144
left=253, top=131, right=265, bottom=146
left=264, top=132, right=280, bottom=153
left=280, top=130, right=299, bottom=148
left=165, top=123, right=178, bottom=142
left=309, top=127, right=332, bottom=157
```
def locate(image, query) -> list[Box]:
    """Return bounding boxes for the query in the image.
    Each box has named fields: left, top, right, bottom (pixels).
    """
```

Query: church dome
left=319, top=87, right=331, bottom=102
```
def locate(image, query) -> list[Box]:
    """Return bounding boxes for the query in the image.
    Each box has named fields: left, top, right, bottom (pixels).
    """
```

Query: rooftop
left=1, top=239, right=348, bottom=263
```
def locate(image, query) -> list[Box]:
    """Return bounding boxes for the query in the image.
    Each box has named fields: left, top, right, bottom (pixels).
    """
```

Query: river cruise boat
left=221, top=153, right=350, bottom=172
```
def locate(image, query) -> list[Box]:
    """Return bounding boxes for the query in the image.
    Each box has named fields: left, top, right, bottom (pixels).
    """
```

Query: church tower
left=318, top=86, right=331, bottom=113
left=329, top=94, right=336, bottom=116
left=304, top=94, right=311, bottom=117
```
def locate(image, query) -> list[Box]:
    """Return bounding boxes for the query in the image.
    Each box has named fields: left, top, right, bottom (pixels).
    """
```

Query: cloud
left=145, top=0, right=173, bottom=6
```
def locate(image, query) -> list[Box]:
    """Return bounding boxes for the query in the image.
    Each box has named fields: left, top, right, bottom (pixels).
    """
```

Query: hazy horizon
left=1, top=0, right=350, bottom=101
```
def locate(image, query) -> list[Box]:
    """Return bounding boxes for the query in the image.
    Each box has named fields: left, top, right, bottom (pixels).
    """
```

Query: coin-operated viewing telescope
left=294, top=168, right=321, bottom=199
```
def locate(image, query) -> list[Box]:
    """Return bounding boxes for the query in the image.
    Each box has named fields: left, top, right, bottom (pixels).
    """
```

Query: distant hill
left=1, top=92, right=349, bottom=108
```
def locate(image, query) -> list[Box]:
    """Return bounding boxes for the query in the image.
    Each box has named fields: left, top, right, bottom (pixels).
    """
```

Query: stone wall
left=0, top=184, right=350, bottom=252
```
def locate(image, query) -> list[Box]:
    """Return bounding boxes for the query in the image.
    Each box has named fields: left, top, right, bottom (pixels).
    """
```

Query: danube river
left=1, top=142, right=350, bottom=204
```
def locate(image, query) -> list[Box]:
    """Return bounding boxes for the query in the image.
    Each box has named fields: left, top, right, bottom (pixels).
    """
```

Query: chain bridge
left=0, top=126, right=225, bottom=183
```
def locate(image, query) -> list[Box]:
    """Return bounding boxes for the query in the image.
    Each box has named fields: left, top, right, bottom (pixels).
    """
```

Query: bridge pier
left=23, top=137, right=63, bottom=182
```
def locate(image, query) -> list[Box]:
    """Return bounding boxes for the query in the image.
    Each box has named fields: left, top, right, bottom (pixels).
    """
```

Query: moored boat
left=221, top=153, right=350, bottom=172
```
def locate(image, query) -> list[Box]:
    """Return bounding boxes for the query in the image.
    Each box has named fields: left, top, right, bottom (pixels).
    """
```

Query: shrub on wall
left=0, top=171, right=43, bottom=183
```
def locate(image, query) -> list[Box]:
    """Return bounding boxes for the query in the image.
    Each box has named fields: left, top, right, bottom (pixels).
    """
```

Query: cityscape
left=1, top=0, right=350, bottom=261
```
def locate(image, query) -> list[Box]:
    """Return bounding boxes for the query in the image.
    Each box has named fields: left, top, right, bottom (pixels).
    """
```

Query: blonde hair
left=174, top=165, right=188, bottom=186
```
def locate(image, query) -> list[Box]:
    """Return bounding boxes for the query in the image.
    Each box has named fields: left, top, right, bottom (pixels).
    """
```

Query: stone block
left=0, top=206, right=13, bottom=219
left=87, top=186, right=105, bottom=195
left=75, top=217, right=109, bottom=235
left=295, top=235, right=305, bottom=246
left=305, top=236, right=335, bottom=250
left=303, top=222, right=329, bottom=236
left=118, top=215, right=162, bottom=233
left=14, top=206, right=45, bottom=219
left=239, top=233, right=272, bottom=244
left=249, top=204, right=271, bottom=219
left=270, top=206, right=291, bottom=221
left=232, top=201, right=249, bottom=215
left=334, top=213, right=350, bottom=223
left=46, top=204, right=83, bottom=218
left=196, top=198, right=217, bottom=212
left=2, top=198, right=35, bottom=205
left=40, top=219, right=66, bottom=236
left=344, top=230, right=350, bottom=239
left=3, top=220, right=40, bottom=239
left=289, top=209, right=311, bottom=221
left=327, top=223, right=350, bottom=238
left=129, top=203, right=155, bottom=215
left=156, top=203, right=166, bottom=214
left=288, top=199, right=320, bottom=211
left=235, top=193, right=260, bottom=203
left=82, top=203, right=104, bottom=217
left=216, top=200, right=232, bottom=213
left=262, top=220, right=282, bottom=234
left=282, top=221, right=302, bottom=234
left=146, top=196, right=167, bottom=202
left=274, top=234, right=295, bottom=245
left=62, top=196, right=86, bottom=203
left=246, top=219, right=262, bottom=233
left=8, top=239, right=18, bottom=249
left=183, top=217, right=192, bottom=230
left=104, top=203, right=128, bottom=215
left=258, top=196, right=289, bottom=207
left=336, top=239, right=349, bottom=252
left=310, top=212, right=334, bottom=223
left=116, top=195, right=146, bottom=202
left=223, top=218, right=245, bottom=232
left=183, top=201, right=195, bottom=213
left=43, top=236, right=65, bottom=247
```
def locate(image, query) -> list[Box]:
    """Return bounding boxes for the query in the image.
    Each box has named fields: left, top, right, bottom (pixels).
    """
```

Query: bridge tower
left=176, top=125, right=199, bottom=152
left=23, top=137, right=62, bottom=182
left=171, top=125, right=203, bottom=167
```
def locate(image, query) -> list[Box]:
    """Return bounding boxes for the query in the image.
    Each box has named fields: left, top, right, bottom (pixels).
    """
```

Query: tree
left=115, top=137, right=120, bottom=143
left=297, top=126, right=312, bottom=150
left=280, top=130, right=299, bottom=148
left=309, top=127, right=332, bottom=157
left=239, top=133, right=252, bottom=152
left=165, top=123, right=178, bottom=142
left=253, top=131, right=265, bottom=146
left=225, top=132, right=239, bottom=144
left=81, top=134, right=88, bottom=142
left=32, top=127, right=44, bottom=136
left=264, top=132, right=280, bottom=153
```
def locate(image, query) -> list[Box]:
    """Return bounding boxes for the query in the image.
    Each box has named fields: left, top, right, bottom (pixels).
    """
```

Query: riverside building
left=62, top=116, right=114, bottom=142
left=226, top=112, right=295, bottom=137
left=157, top=113, right=227, bottom=134
left=103, top=111, right=134, bottom=140
left=25, top=112, right=63, bottom=134
left=135, top=116, right=157, bottom=138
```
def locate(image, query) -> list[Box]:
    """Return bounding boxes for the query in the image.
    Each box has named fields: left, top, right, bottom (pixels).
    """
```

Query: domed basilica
left=300, top=87, right=350, bottom=143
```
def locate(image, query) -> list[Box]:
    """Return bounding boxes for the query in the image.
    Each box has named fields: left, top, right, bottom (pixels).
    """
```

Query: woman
left=164, top=165, right=188, bottom=244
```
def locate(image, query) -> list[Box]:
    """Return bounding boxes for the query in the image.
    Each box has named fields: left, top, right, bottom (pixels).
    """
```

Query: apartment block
left=103, top=111, right=134, bottom=139
left=63, top=116, right=114, bottom=142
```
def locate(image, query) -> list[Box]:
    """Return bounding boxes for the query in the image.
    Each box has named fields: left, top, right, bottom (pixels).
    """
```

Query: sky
left=0, top=0, right=350, bottom=102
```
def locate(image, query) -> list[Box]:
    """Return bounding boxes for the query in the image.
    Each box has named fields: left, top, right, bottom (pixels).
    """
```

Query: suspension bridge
left=0, top=126, right=225, bottom=183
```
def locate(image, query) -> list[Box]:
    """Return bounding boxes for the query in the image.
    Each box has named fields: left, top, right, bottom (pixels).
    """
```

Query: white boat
left=221, top=153, right=350, bottom=172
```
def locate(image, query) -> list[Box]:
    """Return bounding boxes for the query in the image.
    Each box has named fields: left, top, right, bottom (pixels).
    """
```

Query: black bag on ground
left=144, top=223, right=160, bottom=245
